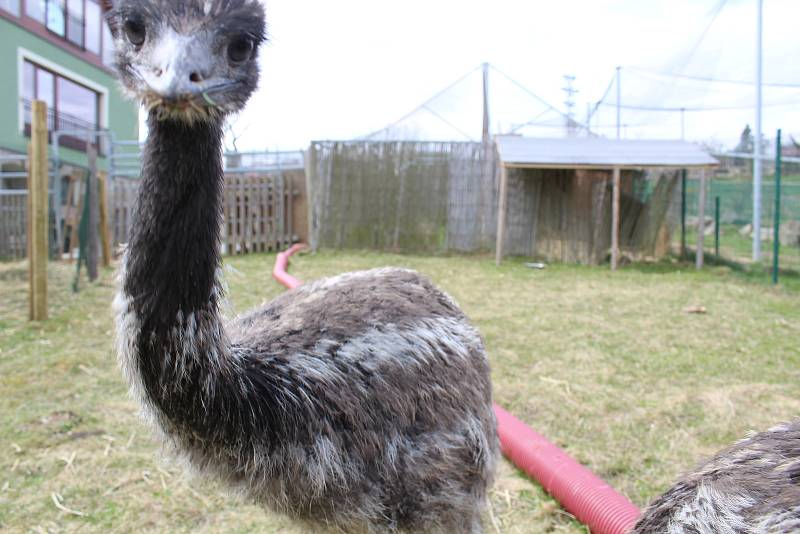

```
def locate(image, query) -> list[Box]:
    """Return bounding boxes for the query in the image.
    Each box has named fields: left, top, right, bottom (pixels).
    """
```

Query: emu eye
left=227, top=37, right=253, bottom=64
left=124, top=18, right=146, bottom=47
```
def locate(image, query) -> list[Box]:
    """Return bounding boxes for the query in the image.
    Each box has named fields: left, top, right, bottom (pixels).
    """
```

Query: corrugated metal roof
left=496, top=136, right=718, bottom=168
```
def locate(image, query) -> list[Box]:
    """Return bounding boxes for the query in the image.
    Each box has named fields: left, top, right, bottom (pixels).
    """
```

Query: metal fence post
left=680, top=169, right=687, bottom=259
left=714, top=196, right=720, bottom=258
left=773, top=129, right=782, bottom=285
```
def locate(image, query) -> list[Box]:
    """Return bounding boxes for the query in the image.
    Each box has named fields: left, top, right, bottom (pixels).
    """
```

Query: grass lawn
left=1, top=251, right=799, bottom=533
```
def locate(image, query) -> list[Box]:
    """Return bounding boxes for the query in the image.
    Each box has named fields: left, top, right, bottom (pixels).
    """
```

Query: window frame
left=17, top=0, right=107, bottom=60
left=17, top=47, right=109, bottom=141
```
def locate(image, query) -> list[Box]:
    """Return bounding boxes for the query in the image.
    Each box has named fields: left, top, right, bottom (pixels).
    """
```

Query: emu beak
left=139, top=34, right=238, bottom=105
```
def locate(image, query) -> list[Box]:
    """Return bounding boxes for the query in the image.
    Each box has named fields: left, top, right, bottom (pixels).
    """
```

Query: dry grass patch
left=1, top=252, right=798, bottom=533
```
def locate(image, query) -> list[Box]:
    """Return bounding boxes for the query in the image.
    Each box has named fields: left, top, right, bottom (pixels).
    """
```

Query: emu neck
left=124, top=114, right=224, bottom=334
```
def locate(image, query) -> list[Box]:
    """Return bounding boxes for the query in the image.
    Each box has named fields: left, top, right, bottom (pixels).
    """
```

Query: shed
left=494, top=136, right=719, bottom=268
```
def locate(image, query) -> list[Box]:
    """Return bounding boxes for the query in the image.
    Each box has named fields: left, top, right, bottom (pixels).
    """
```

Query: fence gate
left=0, top=153, right=31, bottom=259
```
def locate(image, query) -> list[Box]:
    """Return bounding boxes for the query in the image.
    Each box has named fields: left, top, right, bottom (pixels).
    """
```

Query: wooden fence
left=222, top=173, right=296, bottom=254
left=106, top=173, right=300, bottom=255
left=0, top=171, right=301, bottom=261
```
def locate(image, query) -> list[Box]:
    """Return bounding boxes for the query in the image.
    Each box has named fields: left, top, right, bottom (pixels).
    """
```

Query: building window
left=66, top=0, right=84, bottom=47
left=101, top=22, right=114, bottom=66
left=25, top=0, right=107, bottom=60
left=46, top=0, right=66, bottom=36
left=0, top=0, right=21, bottom=16
left=22, top=60, right=101, bottom=152
left=85, top=0, right=101, bottom=54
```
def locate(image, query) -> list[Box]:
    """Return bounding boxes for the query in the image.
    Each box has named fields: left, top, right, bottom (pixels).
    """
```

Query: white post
left=616, top=66, right=622, bottom=140
left=753, top=0, right=763, bottom=261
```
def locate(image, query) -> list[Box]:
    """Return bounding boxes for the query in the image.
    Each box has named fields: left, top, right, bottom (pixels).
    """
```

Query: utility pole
left=482, top=62, right=490, bottom=145
left=562, top=75, right=578, bottom=137
left=616, top=66, right=622, bottom=140
left=753, top=0, right=763, bottom=261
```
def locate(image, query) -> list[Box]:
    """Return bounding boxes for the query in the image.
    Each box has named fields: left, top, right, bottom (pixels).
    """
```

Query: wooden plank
left=495, top=165, right=509, bottom=266
left=611, top=167, right=621, bottom=270
left=286, top=173, right=294, bottom=243
left=696, top=169, right=706, bottom=269
left=29, top=101, right=48, bottom=321
left=236, top=174, right=244, bottom=254
left=260, top=174, right=269, bottom=251
left=97, top=171, right=112, bottom=266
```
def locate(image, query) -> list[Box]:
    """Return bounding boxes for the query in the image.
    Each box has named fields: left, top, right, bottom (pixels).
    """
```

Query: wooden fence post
left=97, top=171, right=112, bottom=267
left=611, top=167, right=621, bottom=270
left=29, top=100, right=48, bottom=321
left=495, top=164, right=509, bottom=266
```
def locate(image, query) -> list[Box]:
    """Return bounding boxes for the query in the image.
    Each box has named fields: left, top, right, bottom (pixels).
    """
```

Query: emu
left=633, top=420, right=800, bottom=533
left=108, top=1, right=498, bottom=532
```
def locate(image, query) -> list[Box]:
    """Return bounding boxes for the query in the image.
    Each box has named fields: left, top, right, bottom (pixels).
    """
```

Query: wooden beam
left=495, top=165, right=509, bottom=266
left=696, top=169, right=706, bottom=269
left=611, top=167, right=621, bottom=270
left=503, top=163, right=719, bottom=171
left=29, top=100, right=48, bottom=321
left=97, top=171, right=112, bottom=267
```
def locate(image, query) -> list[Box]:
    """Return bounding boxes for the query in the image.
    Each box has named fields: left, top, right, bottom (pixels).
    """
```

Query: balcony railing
left=23, top=99, right=105, bottom=154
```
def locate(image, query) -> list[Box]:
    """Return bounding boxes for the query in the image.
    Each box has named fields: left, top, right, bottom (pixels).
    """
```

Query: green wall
left=0, top=17, right=139, bottom=169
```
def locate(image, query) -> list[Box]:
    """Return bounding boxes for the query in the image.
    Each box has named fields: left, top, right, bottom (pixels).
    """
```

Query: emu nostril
left=189, top=72, right=203, bottom=83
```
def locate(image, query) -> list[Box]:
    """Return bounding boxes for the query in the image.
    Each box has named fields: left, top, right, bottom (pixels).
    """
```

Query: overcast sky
left=201, top=0, right=800, bottom=152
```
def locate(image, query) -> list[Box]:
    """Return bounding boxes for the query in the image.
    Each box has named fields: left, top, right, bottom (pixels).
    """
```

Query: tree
left=735, top=124, right=754, bottom=154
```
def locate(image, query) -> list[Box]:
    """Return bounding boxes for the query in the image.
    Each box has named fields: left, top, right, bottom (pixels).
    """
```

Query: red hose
left=271, top=247, right=640, bottom=534
left=272, top=243, right=307, bottom=290
left=494, top=405, right=640, bottom=533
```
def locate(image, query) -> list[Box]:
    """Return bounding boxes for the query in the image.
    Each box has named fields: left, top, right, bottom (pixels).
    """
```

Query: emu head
left=108, top=0, right=266, bottom=122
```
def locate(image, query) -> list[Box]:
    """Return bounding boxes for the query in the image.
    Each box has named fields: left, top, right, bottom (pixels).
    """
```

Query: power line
left=588, top=73, right=616, bottom=125
left=360, top=65, right=482, bottom=140
left=627, top=67, right=800, bottom=89
left=671, top=0, right=728, bottom=75
left=489, top=65, right=586, bottom=129
left=420, top=105, right=476, bottom=141
left=509, top=108, right=558, bottom=134
left=599, top=99, right=800, bottom=112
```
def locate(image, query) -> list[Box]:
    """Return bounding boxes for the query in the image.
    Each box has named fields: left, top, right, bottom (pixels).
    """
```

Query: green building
left=0, top=0, right=139, bottom=170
